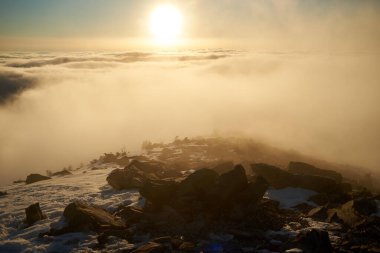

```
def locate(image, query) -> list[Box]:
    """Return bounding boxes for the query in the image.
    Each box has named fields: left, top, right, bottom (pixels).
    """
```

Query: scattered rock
left=25, top=173, right=51, bottom=184
left=25, top=203, right=47, bottom=226
left=288, top=161, right=342, bottom=182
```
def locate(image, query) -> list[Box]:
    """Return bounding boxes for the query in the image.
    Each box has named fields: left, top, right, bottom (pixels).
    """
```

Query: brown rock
left=25, top=202, right=46, bottom=226
left=63, top=200, right=125, bottom=231
left=25, top=174, right=51, bottom=184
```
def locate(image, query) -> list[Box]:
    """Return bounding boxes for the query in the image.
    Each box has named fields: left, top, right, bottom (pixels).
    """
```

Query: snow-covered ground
left=1, top=163, right=378, bottom=253
left=0, top=164, right=140, bottom=253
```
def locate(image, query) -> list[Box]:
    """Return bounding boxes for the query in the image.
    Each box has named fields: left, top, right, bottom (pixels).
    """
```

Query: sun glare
left=149, top=5, right=183, bottom=45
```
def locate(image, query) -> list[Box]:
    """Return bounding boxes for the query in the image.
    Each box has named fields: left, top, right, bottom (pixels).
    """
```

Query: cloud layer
left=0, top=50, right=379, bottom=186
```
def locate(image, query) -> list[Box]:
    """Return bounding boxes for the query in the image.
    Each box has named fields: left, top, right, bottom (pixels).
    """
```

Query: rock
left=139, top=179, right=178, bottom=206
left=307, top=206, right=329, bottom=220
left=25, top=203, right=46, bottom=226
left=211, top=161, right=234, bottom=175
left=176, top=168, right=219, bottom=197
left=52, top=169, right=72, bottom=177
left=251, top=163, right=341, bottom=194
left=294, top=202, right=315, bottom=214
left=13, top=179, right=25, bottom=184
left=63, top=200, right=125, bottom=231
left=215, top=164, right=248, bottom=202
left=293, top=175, right=340, bottom=194
left=178, top=241, right=195, bottom=251
left=107, top=160, right=167, bottom=190
left=25, top=173, right=51, bottom=184
left=113, top=205, right=144, bottom=224
left=335, top=198, right=377, bottom=227
left=235, top=176, right=268, bottom=206
left=289, top=229, right=333, bottom=253
left=288, top=162, right=342, bottom=182
left=0, top=191, right=7, bottom=197
left=131, top=241, right=166, bottom=253
left=251, top=163, right=294, bottom=189
left=107, top=167, right=148, bottom=190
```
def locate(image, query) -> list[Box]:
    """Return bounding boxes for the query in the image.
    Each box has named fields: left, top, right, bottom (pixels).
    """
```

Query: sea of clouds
left=0, top=49, right=379, bottom=185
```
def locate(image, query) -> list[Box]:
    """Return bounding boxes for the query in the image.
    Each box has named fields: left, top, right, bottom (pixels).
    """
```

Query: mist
left=0, top=50, right=379, bottom=186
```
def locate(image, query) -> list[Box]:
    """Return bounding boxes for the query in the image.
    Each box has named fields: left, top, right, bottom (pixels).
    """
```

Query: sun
left=149, top=5, right=183, bottom=45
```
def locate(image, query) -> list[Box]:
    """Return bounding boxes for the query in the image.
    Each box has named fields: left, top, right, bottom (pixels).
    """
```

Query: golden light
left=149, top=4, right=183, bottom=45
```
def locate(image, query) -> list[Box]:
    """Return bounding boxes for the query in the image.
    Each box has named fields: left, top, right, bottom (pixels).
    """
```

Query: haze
left=0, top=0, right=380, bottom=185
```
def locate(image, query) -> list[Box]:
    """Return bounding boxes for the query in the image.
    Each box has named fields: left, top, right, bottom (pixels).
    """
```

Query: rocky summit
left=1, top=137, right=379, bottom=252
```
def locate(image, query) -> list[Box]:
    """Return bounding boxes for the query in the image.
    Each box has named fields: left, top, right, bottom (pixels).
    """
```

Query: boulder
left=139, top=179, right=178, bottom=206
left=288, top=229, right=333, bottom=253
left=25, top=203, right=46, bottom=226
left=25, top=173, right=51, bottom=184
left=288, top=162, right=342, bottom=182
left=63, top=200, right=125, bottom=231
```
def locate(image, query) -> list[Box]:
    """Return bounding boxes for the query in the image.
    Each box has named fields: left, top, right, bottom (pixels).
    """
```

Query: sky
left=0, top=0, right=380, bottom=50
left=0, top=0, right=380, bottom=185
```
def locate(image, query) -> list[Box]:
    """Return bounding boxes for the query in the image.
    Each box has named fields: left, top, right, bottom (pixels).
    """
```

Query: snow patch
left=264, top=187, right=317, bottom=209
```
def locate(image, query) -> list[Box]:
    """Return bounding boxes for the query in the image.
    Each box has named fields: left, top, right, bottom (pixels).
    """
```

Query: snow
left=0, top=164, right=141, bottom=253
left=264, top=187, right=317, bottom=209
